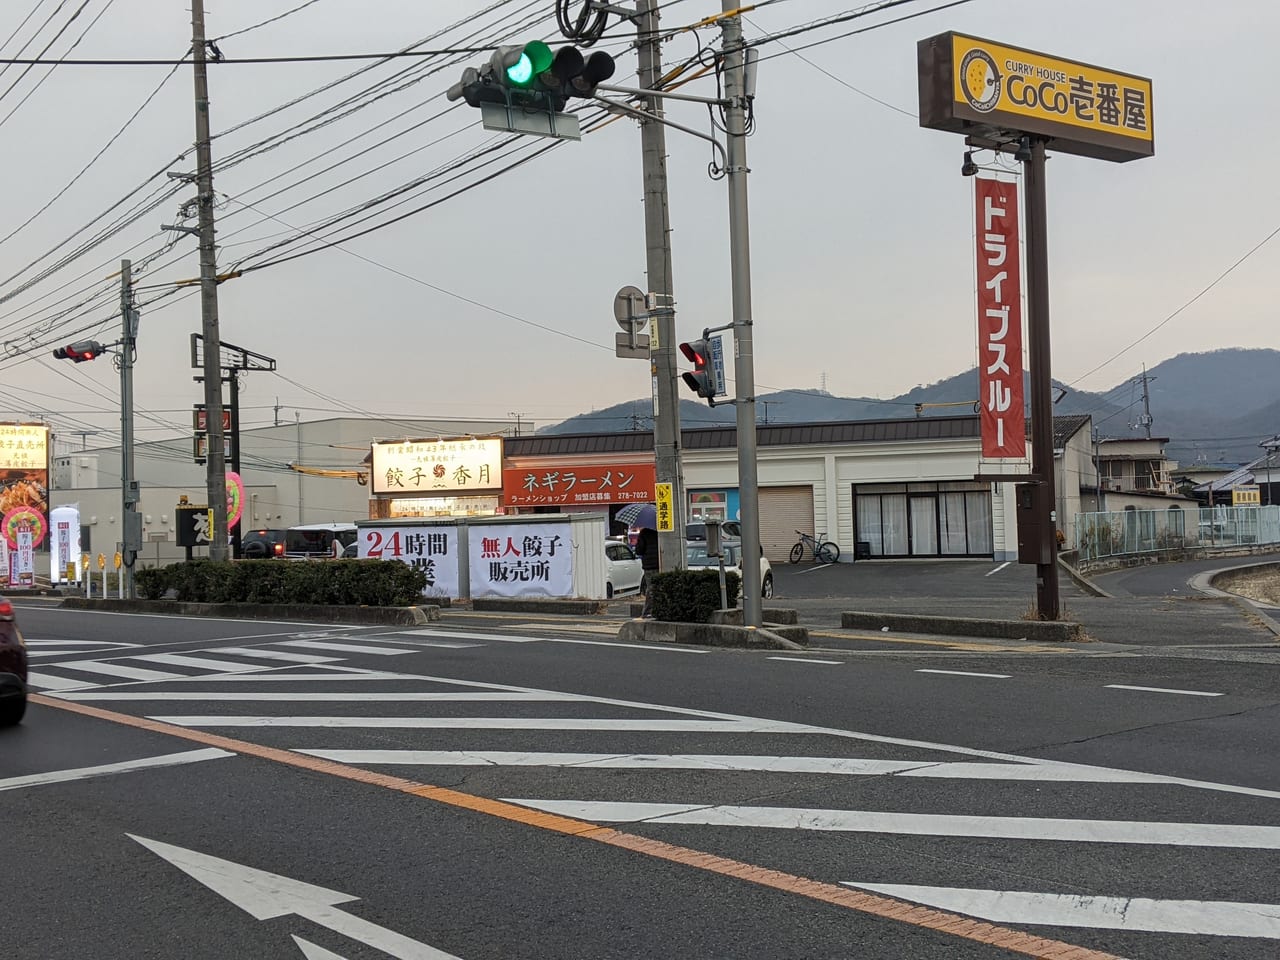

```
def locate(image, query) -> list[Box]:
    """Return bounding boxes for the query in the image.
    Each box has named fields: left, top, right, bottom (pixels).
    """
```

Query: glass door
left=909, top=496, right=938, bottom=556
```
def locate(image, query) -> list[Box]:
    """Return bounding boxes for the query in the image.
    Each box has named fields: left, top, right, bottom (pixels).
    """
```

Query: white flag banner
left=469, top=523, right=572, bottom=598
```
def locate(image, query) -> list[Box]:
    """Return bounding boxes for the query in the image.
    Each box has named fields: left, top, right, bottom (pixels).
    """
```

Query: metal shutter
left=758, top=486, right=815, bottom=561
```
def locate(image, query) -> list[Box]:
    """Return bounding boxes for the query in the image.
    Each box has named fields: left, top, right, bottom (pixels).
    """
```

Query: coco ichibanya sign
left=918, top=32, right=1153, bottom=162
left=975, top=176, right=1025, bottom=460
left=372, top=438, right=502, bottom=496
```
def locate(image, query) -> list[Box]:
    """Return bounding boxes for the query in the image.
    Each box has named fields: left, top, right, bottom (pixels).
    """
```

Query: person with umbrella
left=616, top=503, right=659, bottom=617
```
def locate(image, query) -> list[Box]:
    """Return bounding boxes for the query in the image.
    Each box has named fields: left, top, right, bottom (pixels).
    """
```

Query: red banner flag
left=975, top=176, right=1026, bottom=459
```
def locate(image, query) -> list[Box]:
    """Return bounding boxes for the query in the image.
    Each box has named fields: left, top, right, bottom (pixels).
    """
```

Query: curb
left=1190, top=562, right=1280, bottom=638
left=472, top=597, right=609, bottom=615
left=59, top=597, right=439, bottom=625
left=616, top=619, right=808, bottom=649
left=840, top=610, right=1084, bottom=643
left=1057, top=556, right=1112, bottom=599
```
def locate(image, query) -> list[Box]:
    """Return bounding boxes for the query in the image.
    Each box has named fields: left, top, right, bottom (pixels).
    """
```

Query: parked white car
left=604, top=539, right=645, bottom=599
left=685, top=542, right=774, bottom=599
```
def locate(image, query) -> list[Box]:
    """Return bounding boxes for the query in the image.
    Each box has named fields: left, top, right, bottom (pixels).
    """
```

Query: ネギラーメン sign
left=503, top=462, right=656, bottom=507
left=975, top=176, right=1025, bottom=459
left=918, top=32, right=1153, bottom=162
left=371, top=438, right=502, bottom=496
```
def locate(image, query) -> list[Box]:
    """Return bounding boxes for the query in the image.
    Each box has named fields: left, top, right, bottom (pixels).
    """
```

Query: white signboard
left=469, top=522, right=572, bottom=598
left=50, top=505, right=81, bottom=583
left=357, top=525, right=458, bottom=599
left=14, top=528, right=34, bottom=587
left=371, top=437, right=502, bottom=496
left=0, top=536, right=8, bottom=587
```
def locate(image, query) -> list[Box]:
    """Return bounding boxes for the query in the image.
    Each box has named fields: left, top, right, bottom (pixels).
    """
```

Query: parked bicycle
left=790, top=529, right=840, bottom=564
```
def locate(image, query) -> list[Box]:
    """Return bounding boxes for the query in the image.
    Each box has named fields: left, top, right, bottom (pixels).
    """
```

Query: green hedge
left=134, top=559, right=428, bottom=607
left=650, top=568, right=740, bottom=622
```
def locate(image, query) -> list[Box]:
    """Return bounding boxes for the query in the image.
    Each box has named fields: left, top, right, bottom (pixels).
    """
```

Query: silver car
left=685, top=542, right=774, bottom=599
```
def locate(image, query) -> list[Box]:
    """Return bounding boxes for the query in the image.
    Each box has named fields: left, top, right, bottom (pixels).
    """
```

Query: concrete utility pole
left=119, top=260, right=140, bottom=598
left=636, top=0, right=686, bottom=572
left=1022, top=138, right=1060, bottom=620
left=191, top=0, right=229, bottom=561
left=1134, top=364, right=1156, bottom=439
left=719, top=4, right=762, bottom=628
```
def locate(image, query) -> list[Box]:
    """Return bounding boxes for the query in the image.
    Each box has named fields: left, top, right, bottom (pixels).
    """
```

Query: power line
left=210, top=0, right=327, bottom=42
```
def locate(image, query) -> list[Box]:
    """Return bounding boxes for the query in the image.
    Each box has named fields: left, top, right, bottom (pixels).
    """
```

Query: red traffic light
left=52, top=339, right=105, bottom=362
left=679, top=340, right=708, bottom=367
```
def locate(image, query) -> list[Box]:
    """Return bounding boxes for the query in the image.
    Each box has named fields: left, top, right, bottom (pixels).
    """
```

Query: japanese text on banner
left=975, top=176, right=1026, bottom=459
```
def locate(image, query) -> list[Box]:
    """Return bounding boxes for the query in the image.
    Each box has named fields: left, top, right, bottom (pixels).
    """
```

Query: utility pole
left=1134, top=364, right=1156, bottom=439
left=1022, top=138, right=1060, bottom=620
left=719, top=4, right=762, bottom=628
left=191, top=0, right=229, bottom=561
left=636, top=0, right=686, bottom=573
left=119, top=260, right=140, bottom=598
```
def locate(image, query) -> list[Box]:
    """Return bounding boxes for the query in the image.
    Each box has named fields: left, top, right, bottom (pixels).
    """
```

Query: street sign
left=615, top=331, right=651, bottom=360
left=614, top=285, right=650, bottom=359
left=709, top=335, right=727, bottom=398
left=131, top=836, right=464, bottom=959
left=480, top=101, right=581, bottom=140
left=654, top=482, right=674, bottom=532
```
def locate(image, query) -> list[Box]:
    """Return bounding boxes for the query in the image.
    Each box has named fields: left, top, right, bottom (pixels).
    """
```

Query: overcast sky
left=0, top=0, right=1274, bottom=449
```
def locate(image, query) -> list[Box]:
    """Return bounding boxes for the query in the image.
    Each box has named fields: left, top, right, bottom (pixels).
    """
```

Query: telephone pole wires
left=190, top=0, right=229, bottom=561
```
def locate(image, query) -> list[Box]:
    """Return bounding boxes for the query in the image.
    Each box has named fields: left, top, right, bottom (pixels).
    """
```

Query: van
left=284, top=523, right=357, bottom=559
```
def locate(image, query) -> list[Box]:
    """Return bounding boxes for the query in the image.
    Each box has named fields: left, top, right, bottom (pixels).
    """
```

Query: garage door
left=759, top=486, right=815, bottom=562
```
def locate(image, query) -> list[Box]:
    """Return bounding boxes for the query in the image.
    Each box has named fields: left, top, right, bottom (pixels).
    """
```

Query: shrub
left=650, top=568, right=740, bottom=622
left=132, top=559, right=428, bottom=606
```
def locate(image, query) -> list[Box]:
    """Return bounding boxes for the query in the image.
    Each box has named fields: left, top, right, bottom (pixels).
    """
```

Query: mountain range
left=543, top=348, right=1280, bottom=466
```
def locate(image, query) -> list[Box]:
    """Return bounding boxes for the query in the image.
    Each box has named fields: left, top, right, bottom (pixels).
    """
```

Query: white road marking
left=293, top=938, right=351, bottom=960
left=292, top=751, right=1193, bottom=784
left=536, top=637, right=710, bottom=653
left=398, top=629, right=541, bottom=643
left=24, top=671, right=95, bottom=691
left=149, top=716, right=780, bottom=732
left=1105, top=684, right=1223, bottom=697
left=61, top=692, right=583, bottom=702
left=793, top=564, right=830, bottom=576
left=54, top=660, right=184, bottom=681
left=282, top=640, right=418, bottom=656
left=0, top=748, right=232, bottom=792
left=170, top=670, right=410, bottom=682
left=839, top=883, right=1280, bottom=939
left=768, top=657, right=844, bottom=665
left=22, top=639, right=136, bottom=648
left=134, top=653, right=275, bottom=673
left=916, top=669, right=1011, bottom=679
left=204, top=647, right=343, bottom=664
left=132, top=836, right=464, bottom=959
left=985, top=561, right=1012, bottom=576
left=507, top=800, right=1280, bottom=849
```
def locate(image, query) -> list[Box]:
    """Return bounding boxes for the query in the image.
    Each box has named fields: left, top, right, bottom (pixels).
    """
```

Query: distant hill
left=542, top=348, right=1280, bottom=465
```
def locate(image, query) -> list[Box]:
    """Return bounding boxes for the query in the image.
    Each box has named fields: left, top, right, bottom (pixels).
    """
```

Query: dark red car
left=0, top=595, right=27, bottom=726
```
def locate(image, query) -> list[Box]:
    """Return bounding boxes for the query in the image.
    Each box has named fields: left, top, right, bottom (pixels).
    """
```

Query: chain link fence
left=1073, top=505, right=1280, bottom=563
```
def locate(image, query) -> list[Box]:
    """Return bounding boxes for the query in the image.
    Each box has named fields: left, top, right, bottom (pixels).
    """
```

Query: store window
left=854, top=482, right=992, bottom=558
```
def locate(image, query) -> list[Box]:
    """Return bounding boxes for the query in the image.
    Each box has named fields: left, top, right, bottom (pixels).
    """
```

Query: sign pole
left=1023, top=138, right=1060, bottom=620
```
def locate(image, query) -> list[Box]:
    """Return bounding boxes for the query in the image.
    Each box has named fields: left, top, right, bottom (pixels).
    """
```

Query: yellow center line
left=32, top=694, right=1120, bottom=960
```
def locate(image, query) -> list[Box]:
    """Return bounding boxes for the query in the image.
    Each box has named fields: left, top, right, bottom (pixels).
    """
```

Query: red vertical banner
left=975, top=176, right=1026, bottom=459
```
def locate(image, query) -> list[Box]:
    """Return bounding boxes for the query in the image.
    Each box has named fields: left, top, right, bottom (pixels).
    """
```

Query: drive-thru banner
left=975, top=176, right=1026, bottom=459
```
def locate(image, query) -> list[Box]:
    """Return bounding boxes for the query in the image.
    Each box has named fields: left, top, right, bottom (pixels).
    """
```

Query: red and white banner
left=975, top=177, right=1026, bottom=459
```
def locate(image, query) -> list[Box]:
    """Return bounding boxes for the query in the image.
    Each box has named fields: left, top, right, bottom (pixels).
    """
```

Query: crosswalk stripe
left=56, top=661, right=184, bottom=681
left=134, top=653, right=274, bottom=673
left=0, top=748, right=233, bottom=793
left=148, top=716, right=773, bottom=732
left=285, top=751, right=1183, bottom=784
left=504, top=800, right=1280, bottom=849
left=204, top=647, right=342, bottom=664
left=60, top=691, right=583, bottom=702
left=281, top=640, right=418, bottom=656
left=840, top=883, right=1280, bottom=939
left=397, top=629, right=539, bottom=643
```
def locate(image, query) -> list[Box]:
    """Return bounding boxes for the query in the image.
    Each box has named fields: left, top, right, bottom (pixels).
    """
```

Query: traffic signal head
left=680, top=337, right=720, bottom=400
left=493, top=41, right=553, bottom=89
left=52, top=339, right=104, bottom=362
left=446, top=43, right=614, bottom=113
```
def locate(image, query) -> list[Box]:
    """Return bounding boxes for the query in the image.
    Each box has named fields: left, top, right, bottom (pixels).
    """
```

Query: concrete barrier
left=59, top=597, right=438, bottom=625
left=841, top=610, right=1084, bottom=643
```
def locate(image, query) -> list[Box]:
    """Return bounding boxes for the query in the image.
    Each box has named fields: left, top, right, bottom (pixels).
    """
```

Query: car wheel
left=606, top=582, right=614, bottom=600
left=0, top=694, right=26, bottom=727
left=762, top=572, right=774, bottom=600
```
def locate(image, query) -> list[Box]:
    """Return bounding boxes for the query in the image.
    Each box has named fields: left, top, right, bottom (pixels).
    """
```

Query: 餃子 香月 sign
left=371, top=437, right=503, bottom=496
left=918, top=31, right=1153, bottom=162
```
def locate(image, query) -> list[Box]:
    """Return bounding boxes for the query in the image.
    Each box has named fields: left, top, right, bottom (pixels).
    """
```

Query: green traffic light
left=506, top=40, right=552, bottom=88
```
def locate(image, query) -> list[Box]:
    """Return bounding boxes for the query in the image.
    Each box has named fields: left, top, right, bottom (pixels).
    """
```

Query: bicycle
left=790, top=530, right=840, bottom=564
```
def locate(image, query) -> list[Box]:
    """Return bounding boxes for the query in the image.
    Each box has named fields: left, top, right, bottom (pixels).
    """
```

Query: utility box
left=1016, top=483, right=1048, bottom=564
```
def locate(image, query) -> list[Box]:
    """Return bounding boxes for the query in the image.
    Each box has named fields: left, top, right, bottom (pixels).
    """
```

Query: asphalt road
left=5, top=601, right=1279, bottom=959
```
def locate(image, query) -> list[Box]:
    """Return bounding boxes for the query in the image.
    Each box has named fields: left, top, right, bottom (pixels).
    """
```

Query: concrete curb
left=841, top=610, right=1085, bottom=643
left=627, top=603, right=800, bottom=624
left=471, top=597, right=609, bottom=615
left=59, top=597, right=438, bottom=625
left=1190, top=562, right=1280, bottom=637
left=616, top=619, right=807, bottom=649
left=1057, top=556, right=1112, bottom=599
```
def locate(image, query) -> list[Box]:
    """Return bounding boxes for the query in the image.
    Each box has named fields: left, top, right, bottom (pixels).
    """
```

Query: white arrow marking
left=292, top=936, right=351, bottom=959
left=130, top=836, right=464, bottom=959
left=0, top=749, right=232, bottom=792
left=840, top=883, right=1280, bottom=939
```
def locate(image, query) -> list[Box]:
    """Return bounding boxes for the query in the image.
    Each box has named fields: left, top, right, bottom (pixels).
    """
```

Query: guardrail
left=1073, top=505, right=1280, bottom=563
